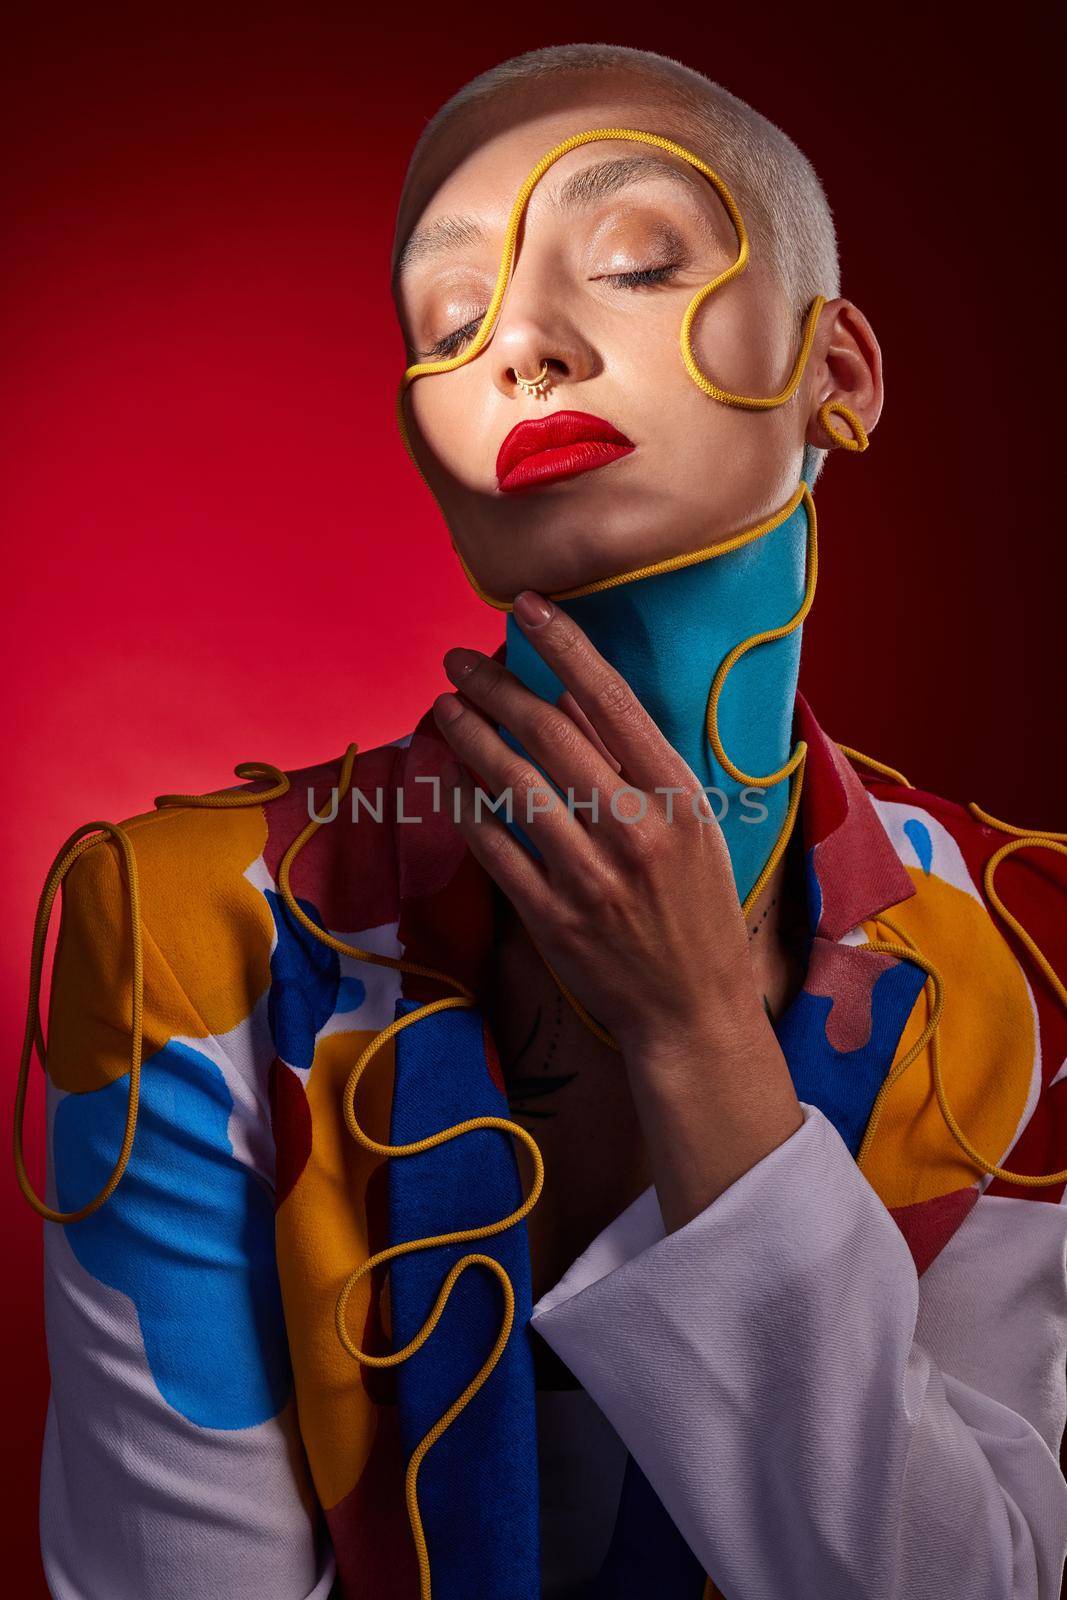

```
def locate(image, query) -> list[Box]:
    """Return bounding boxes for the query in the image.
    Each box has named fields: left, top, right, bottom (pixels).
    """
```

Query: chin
left=450, top=479, right=692, bottom=598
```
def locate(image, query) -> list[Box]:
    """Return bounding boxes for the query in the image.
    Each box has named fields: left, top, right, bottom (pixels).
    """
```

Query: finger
left=511, top=592, right=696, bottom=795
left=432, top=692, right=592, bottom=880
left=557, top=690, right=622, bottom=774
left=442, top=647, right=618, bottom=799
left=444, top=754, right=557, bottom=919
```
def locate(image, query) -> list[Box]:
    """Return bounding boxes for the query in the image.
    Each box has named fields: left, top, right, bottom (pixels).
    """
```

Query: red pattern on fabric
left=263, top=745, right=404, bottom=932
left=268, top=1058, right=312, bottom=1207
left=794, top=694, right=916, bottom=939
left=359, top=1158, right=399, bottom=1407
left=803, top=942, right=899, bottom=1051
left=324, top=1400, right=421, bottom=1600
left=889, top=1185, right=981, bottom=1276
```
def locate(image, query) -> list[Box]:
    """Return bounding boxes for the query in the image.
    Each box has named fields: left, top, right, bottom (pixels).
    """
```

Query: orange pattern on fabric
left=857, top=869, right=1037, bottom=1207
left=46, top=804, right=272, bottom=1094
left=276, top=1026, right=400, bottom=1512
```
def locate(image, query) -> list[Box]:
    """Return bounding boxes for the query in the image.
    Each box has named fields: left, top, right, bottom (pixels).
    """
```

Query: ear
left=804, top=299, right=883, bottom=450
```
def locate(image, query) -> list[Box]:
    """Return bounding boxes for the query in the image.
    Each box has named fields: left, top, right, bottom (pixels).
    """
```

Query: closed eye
left=417, top=261, right=684, bottom=362
left=599, top=262, right=682, bottom=290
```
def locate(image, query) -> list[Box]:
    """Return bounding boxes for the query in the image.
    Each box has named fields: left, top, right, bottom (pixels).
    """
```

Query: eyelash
left=420, top=261, right=683, bottom=362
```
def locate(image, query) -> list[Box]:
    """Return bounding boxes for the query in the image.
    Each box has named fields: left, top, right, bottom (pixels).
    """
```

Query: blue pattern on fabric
left=335, top=975, right=368, bottom=1012
left=265, top=888, right=340, bottom=1069
left=775, top=959, right=929, bottom=1156
left=903, top=817, right=934, bottom=875
left=55, top=1039, right=292, bottom=1429
left=387, top=998, right=540, bottom=1600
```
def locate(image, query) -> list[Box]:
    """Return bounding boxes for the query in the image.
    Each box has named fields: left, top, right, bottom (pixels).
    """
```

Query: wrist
left=619, top=987, right=771, bottom=1081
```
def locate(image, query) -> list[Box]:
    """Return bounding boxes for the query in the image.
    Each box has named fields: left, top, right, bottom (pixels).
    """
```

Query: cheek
left=404, top=371, right=498, bottom=487
left=685, top=282, right=794, bottom=394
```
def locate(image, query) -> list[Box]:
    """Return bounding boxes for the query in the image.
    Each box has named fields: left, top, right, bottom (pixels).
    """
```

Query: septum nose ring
left=513, top=361, right=552, bottom=397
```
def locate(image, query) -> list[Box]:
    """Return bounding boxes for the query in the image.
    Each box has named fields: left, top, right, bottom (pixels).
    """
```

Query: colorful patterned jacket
left=35, top=680, right=1067, bottom=1599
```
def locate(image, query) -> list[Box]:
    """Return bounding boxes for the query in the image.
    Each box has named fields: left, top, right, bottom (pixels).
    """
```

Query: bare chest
left=483, top=908, right=654, bottom=1305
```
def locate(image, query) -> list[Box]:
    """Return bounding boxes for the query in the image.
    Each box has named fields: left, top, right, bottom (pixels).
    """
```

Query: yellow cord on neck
left=533, top=481, right=816, bottom=1050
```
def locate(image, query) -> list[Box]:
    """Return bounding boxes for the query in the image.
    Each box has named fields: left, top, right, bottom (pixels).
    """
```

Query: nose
left=489, top=261, right=597, bottom=400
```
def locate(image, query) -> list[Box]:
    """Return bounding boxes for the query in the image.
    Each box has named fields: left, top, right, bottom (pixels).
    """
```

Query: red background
left=3, top=5, right=1063, bottom=1592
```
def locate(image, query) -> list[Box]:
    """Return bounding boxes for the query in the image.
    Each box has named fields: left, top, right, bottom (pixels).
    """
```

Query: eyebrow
left=391, top=154, right=710, bottom=287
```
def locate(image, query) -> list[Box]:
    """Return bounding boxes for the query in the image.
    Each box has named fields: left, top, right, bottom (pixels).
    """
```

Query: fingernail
left=433, top=692, right=463, bottom=724
left=514, top=590, right=552, bottom=627
left=443, top=646, right=483, bottom=681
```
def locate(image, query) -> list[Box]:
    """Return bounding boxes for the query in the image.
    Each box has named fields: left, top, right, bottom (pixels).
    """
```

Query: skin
left=390, top=74, right=883, bottom=1232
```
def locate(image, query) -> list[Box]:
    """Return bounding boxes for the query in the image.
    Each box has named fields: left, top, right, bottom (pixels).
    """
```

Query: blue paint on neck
left=499, top=488, right=809, bottom=908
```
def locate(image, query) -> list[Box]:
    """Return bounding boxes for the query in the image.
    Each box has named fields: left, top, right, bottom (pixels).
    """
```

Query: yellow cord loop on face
left=395, top=125, right=829, bottom=560
left=13, top=758, right=289, bottom=1225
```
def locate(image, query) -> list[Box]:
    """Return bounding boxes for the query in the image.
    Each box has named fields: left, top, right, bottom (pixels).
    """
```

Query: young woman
left=18, top=42, right=1067, bottom=1600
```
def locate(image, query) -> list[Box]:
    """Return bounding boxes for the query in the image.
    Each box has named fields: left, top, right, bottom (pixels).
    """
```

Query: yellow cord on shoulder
left=13, top=822, right=144, bottom=1224
left=837, top=744, right=913, bottom=788
left=856, top=885, right=1067, bottom=1186
left=966, top=803, right=1067, bottom=1012
left=12, top=760, right=291, bottom=1224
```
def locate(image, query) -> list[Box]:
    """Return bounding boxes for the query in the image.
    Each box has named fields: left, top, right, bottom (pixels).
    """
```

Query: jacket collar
left=790, top=690, right=916, bottom=939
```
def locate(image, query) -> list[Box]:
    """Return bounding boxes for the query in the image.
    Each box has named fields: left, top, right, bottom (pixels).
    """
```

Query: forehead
left=391, top=97, right=724, bottom=288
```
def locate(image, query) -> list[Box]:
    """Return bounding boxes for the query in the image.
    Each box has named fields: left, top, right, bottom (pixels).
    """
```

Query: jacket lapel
left=775, top=694, right=927, bottom=1159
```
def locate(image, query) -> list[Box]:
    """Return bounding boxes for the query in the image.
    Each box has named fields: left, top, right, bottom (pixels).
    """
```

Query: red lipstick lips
left=496, top=409, right=635, bottom=493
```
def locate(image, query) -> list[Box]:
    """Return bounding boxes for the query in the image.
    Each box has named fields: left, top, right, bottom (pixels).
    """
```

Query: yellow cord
left=14, top=822, right=144, bottom=1224
left=817, top=399, right=869, bottom=453
left=271, top=742, right=546, bottom=1599
left=23, top=119, right=1065, bottom=1598
left=837, top=744, right=913, bottom=789
left=394, top=125, right=829, bottom=606
left=856, top=902, right=1067, bottom=1186
left=12, top=761, right=289, bottom=1224
left=966, top=804, right=1067, bottom=1013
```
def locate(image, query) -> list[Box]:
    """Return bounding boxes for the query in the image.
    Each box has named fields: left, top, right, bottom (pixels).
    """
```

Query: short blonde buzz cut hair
left=396, top=42, right=842, bottom=484
left=398, top=43, right=841, bottom=317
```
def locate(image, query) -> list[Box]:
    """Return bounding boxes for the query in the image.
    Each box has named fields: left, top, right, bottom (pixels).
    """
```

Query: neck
left=499, top=485, right=811, bottom=909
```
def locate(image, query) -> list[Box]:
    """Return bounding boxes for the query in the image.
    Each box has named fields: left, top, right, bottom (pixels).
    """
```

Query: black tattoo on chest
left=501, top=989, right=577, bottom=1124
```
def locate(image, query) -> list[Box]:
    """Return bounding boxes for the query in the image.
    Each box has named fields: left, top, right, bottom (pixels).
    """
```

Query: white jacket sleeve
left=38, top=846, right=337, bottom=1600
left=529, top=1100, right=1067, bottom=1600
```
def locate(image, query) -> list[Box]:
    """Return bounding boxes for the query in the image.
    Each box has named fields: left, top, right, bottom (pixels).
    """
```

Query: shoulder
left=848, top=762, right=1067, bottom=940
left=45, top=732, right=418, bottom=1088
left=842, top=755, right=1067, bottom=1203
left=61, top=733, right=420, bottom=904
